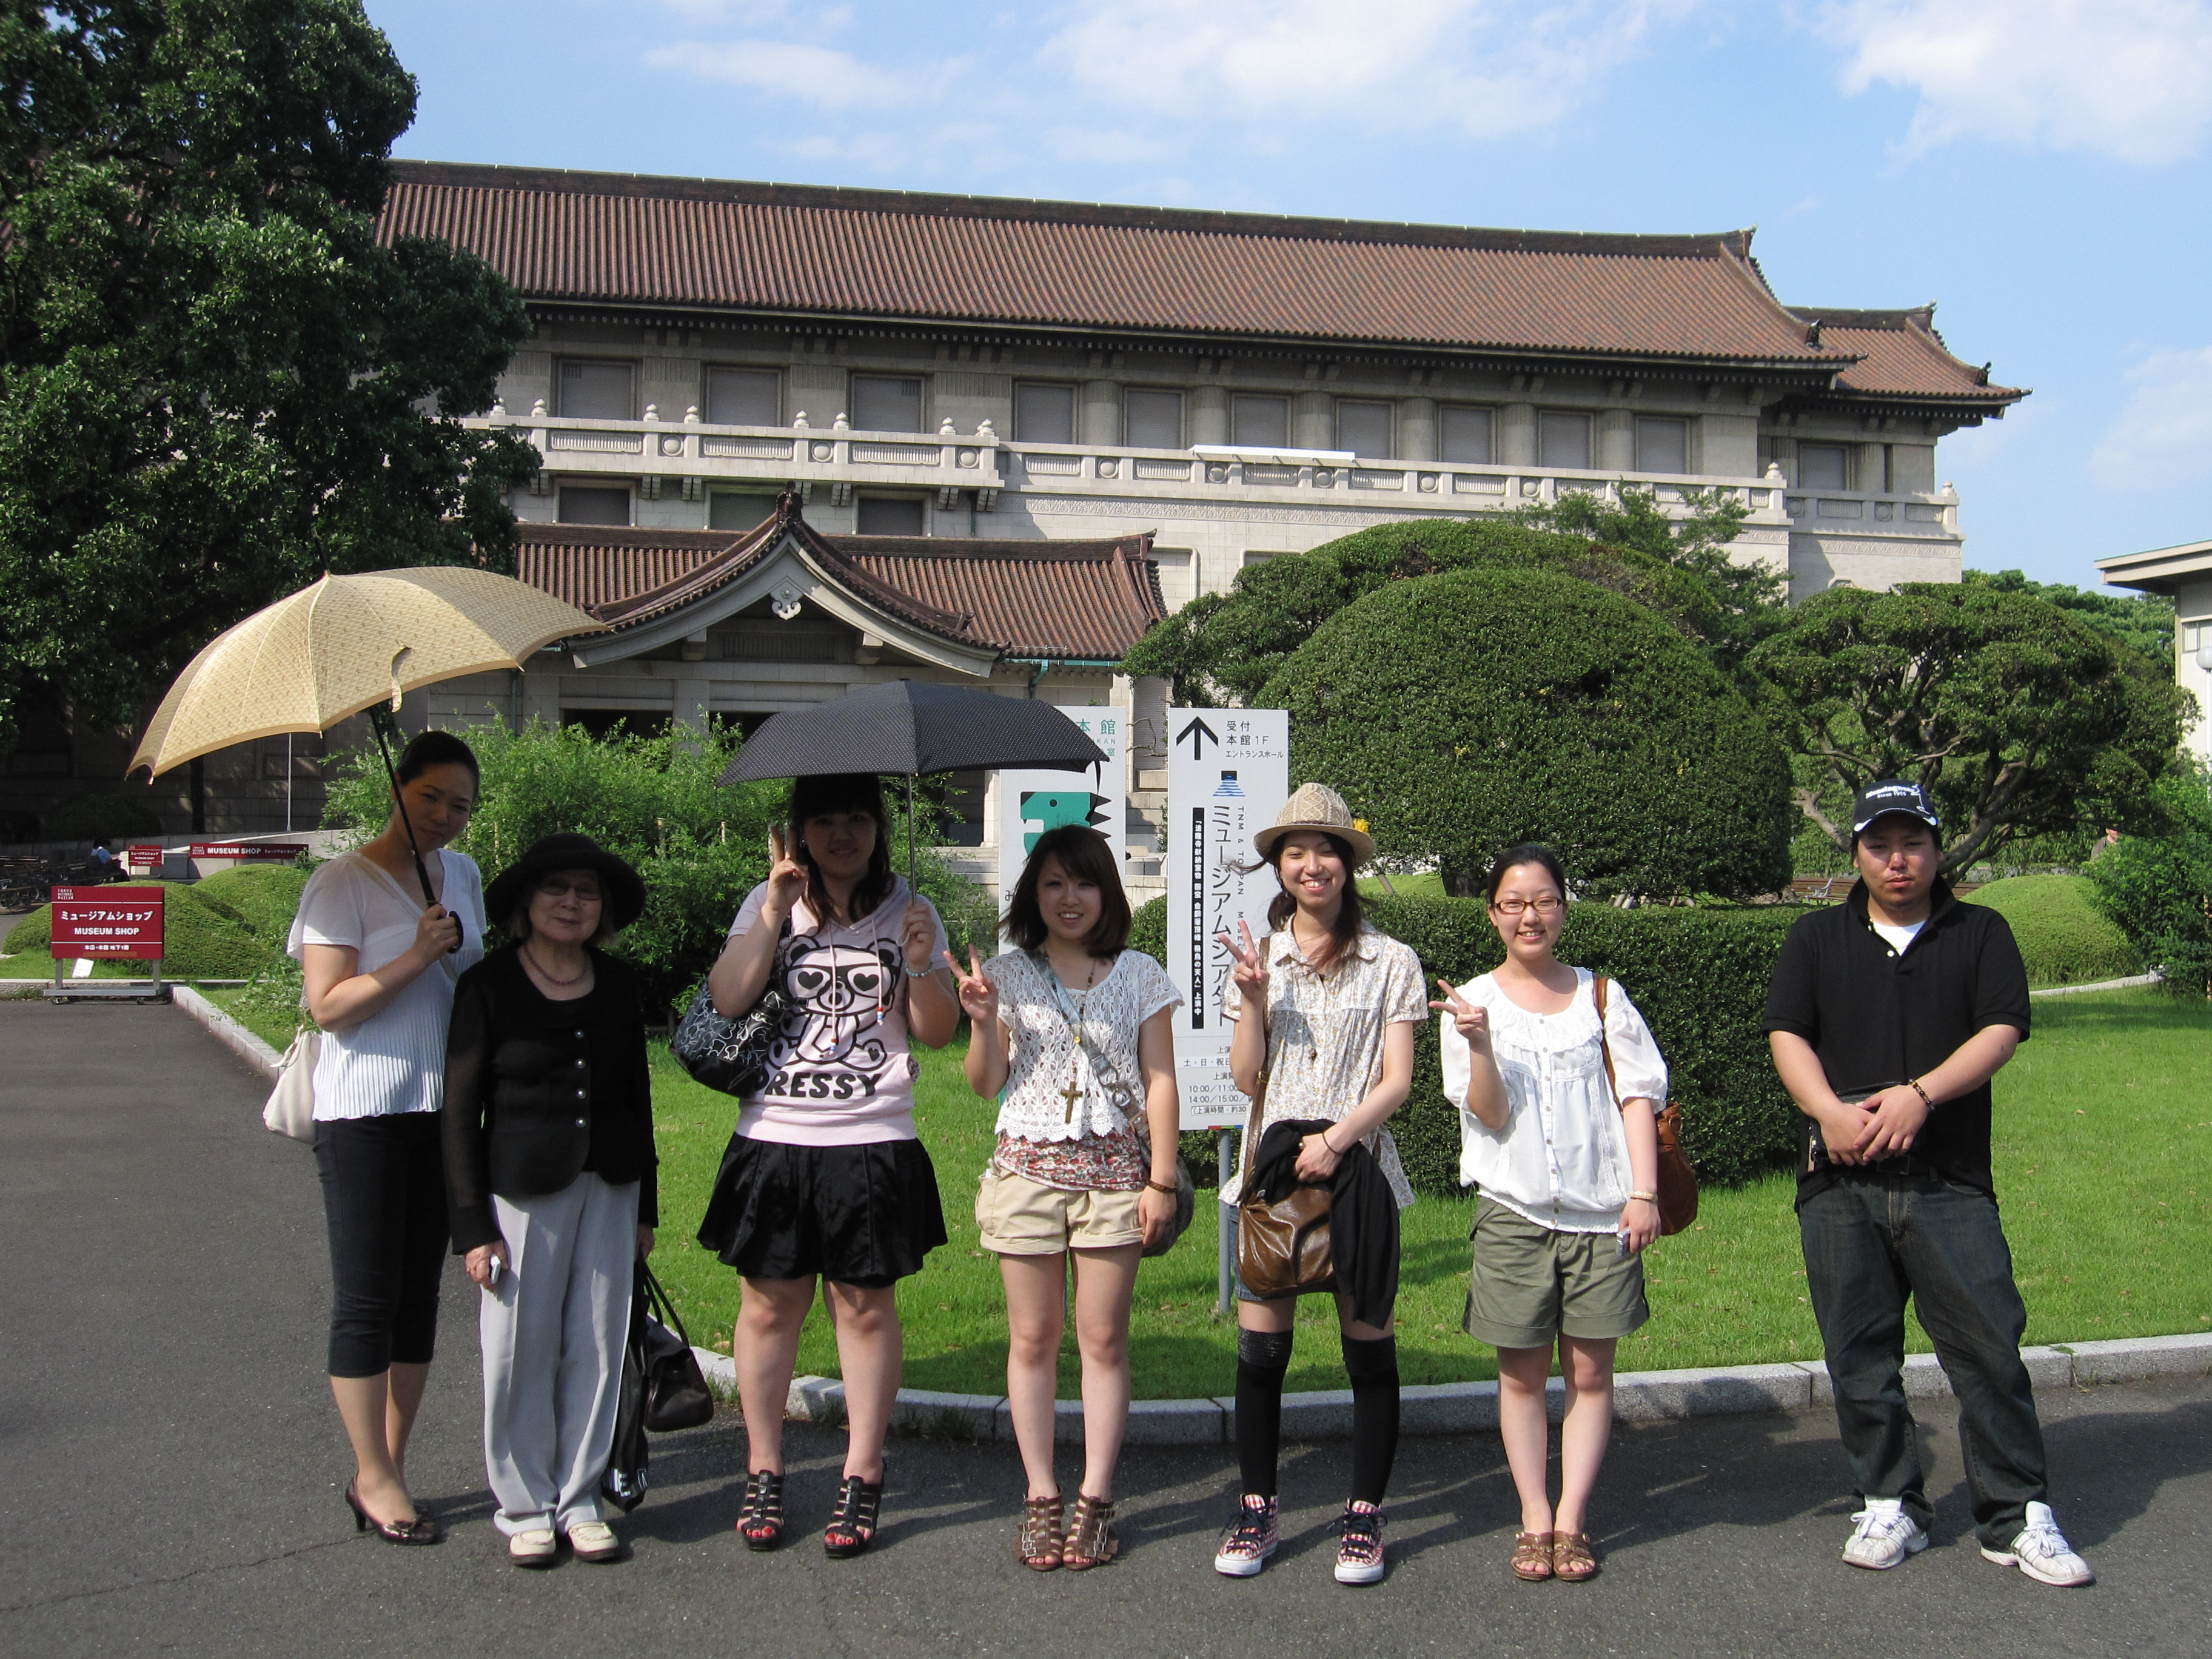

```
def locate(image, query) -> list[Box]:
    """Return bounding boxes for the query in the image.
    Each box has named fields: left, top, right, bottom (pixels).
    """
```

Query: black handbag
left=602, top=1278, right=652, bottom=1513
left=670, top=920, right=789, bottom=1096
left=638, top=1262, right=714, bottom=1432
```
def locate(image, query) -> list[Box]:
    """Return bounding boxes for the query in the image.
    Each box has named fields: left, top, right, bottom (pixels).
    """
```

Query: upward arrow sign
left=1176, top=715, right=1218, bottom=759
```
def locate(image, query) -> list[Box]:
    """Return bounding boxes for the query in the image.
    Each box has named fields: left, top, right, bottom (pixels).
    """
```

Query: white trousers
left=480, top=1173, right=639, bottom=1535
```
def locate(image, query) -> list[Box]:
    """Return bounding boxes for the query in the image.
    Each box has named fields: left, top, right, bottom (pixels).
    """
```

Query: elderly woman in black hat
left=442, top=833, right=657, bottom=1569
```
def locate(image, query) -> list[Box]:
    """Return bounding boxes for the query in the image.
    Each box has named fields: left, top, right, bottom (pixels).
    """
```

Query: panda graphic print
left=727, top=875, right=948, bottom=1142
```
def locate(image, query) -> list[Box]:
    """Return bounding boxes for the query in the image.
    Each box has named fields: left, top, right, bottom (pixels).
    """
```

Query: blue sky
left=363, top=0, right=2212, bottom=591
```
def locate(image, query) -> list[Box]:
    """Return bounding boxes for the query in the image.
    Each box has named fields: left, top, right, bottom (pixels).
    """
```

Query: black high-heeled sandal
left=737, top=1470, right=786, bottom=1552
left=344, top=1479, right=443, bottom=1546
left=822, top=1473, right=882, bottom=1558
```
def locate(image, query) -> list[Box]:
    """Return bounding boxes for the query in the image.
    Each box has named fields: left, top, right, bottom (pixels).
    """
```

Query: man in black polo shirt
left=1765, top=780, right=2093, bottom=1587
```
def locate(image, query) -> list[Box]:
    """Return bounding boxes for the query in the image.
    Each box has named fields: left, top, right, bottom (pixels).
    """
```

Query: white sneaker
left=1979, top=1501, right=2094, bottom=1587
left=1213, top=1495, right=1279, bottom=1577
left=1842, top=1498, right=1929, bottom=1570
left=509, top=1526, right=558, bottom=1568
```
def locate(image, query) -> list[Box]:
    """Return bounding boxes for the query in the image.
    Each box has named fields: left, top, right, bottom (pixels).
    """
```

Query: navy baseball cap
left=1851, top=779, right=1940, bottom=836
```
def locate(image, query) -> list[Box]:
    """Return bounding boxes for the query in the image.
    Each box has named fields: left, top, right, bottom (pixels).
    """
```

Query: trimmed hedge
left=1962, top=874, right=2141, bottom=986
left=1130, top=891, right=1802, bottom=1193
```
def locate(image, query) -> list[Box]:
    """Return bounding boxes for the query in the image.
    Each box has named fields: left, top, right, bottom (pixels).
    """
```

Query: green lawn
left=641, top=987, right=2211, bottom=1398
left=1, top=946, right=146, bottom=981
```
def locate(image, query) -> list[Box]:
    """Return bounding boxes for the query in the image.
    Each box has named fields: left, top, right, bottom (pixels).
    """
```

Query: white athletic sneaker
left=1979, top=1501, right=2094, bottom=1587
left=1842, top=1497, right=1929, bottom=1570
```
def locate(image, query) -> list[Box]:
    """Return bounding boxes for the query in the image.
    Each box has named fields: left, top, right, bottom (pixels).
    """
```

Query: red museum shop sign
left=50, top=886, right=165, bottom=959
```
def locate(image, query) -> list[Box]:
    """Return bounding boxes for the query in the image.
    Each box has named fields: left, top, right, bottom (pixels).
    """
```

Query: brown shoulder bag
left=1593, top=975, right=1698, bottom=1236
left=1234, top=1059, right=1338, bottom=1299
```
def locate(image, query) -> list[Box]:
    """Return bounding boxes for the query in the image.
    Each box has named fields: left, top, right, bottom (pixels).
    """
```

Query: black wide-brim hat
left=485, top=833, right=647, bottom=933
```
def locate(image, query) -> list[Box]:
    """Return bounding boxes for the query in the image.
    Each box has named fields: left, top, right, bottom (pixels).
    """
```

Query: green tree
left=2085, top=761, right=2212, bottom=997
left=1510, top=481, right=1779, bottom=620
left=1962, top=567, right=2176, bottom=673
left=1262, top=566, right=1795, bottom=899
left=1751, top=583, right=2194, bottom=873
left=1122, top=518, right=1722, bottom=706
left=0, top=0, right=539, bottom=749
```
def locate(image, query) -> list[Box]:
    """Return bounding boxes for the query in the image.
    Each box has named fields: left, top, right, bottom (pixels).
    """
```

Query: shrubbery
left=1962, top=874, right=2141, bottom=986
left=2086, top=761, right=2212, bottom=997
left=3, top=875, right=287, bottom=979
left=1131, top=892, right=1803, bottom=1193
left=1261, top=566, right=1795, bottom=899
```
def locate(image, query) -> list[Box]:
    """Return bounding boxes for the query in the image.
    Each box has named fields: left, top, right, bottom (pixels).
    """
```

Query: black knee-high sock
left=1235, top=1328, right=1295, bottom=1498
left=1343, top=1333, right=1401, bottom=1506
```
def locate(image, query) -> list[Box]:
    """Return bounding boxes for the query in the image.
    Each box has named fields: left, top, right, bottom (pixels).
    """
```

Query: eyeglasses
left=536, top=879, right=603, bottom=902
left=1492, top=896, right=1562, bottom=917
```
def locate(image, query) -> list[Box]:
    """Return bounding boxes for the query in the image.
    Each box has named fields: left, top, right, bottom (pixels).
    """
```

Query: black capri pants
left=313, top=1113, right=449, bottom=1377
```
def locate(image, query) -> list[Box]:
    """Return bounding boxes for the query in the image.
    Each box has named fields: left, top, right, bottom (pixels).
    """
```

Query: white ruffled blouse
left=1439, top=967, right=1668, bottom=1233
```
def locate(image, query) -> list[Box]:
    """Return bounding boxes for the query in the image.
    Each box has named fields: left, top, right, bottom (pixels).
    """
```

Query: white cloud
left=2088, top=346, right=2212, bottom=489
left=1821, top=0, right=2212, bottom=163
left=1039, top=0, right=1700, bottom=139
left=643, top=38, right=930, bottom=107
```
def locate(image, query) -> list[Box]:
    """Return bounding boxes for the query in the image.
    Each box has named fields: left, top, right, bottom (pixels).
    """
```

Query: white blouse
left=985, top=948, right=1181, bottom=1142
left=1439, top=968, right=1668, bottom=1233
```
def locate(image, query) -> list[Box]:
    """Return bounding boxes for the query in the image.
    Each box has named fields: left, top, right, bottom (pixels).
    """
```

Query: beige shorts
left=975, top=1167, right=1144, bottom=1255
left=1463, top=1195, right=1649, bottom=1350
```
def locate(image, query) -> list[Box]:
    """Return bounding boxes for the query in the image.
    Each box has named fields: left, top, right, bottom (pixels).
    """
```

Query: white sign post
left=996, top=709, right=1126, bottom=900
left=1165, top=708, right=1289, bottom=1311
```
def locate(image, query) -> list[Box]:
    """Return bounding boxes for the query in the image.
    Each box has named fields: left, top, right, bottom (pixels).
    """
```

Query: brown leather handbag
left=1593, top=976, right=1699, bottom=1236
left=1235, top=1065, right=1338, bottom=1298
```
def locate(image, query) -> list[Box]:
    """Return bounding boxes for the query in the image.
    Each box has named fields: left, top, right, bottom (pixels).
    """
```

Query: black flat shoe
left=345, top=1480, right=444, bottom=1546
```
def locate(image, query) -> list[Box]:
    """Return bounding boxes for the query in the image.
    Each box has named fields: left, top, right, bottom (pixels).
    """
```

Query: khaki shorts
left=1463, top=1195, right=1649, bottom=1350
left=975, top=1167, right=1144, bottom=1255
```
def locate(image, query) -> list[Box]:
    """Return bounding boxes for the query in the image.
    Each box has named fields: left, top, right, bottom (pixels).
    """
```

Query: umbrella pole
left=906, top=773, right=916, bottom=886
left=369, top=706, right=439, bottom=908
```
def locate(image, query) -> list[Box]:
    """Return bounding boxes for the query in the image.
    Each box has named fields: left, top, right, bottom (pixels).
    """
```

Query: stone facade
left=2099, top=537, right=2212, bottom=763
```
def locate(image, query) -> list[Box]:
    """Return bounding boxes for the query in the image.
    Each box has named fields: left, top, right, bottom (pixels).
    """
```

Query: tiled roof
left=1788, top=307, right=2024, bottom=405
left=381, top=161, right=1854, bottom=371
left=512, top=512, right=1165, bottom=660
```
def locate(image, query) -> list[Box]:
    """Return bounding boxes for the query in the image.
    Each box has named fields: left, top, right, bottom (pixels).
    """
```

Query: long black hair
left=788, top=772, right=894, bottom=923
left=1265, top=831, right=1367, bottom=972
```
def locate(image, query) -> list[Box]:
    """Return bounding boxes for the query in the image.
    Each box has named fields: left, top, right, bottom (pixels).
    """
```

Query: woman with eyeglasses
left=443, top=834, right=658, bottom=1568
left=1430, top=843, right=1665, bottom=1585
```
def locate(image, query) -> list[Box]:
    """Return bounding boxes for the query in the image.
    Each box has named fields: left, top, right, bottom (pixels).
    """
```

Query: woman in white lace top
left=948, top=826, right=1181, bottom=1574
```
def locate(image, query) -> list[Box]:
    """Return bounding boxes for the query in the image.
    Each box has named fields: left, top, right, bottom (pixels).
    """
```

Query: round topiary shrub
left=1260, top=566, right=1795, bottom=898
left=1963, top=873, right=2142, bottom=986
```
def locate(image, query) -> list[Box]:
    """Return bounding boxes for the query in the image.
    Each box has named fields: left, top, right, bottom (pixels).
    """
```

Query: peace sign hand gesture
left=1217, top=919, right=1271, bottom=1010
left=943, top=946, right=1000, bottom=1025
left=1428, top=977, right=1490, bottom=1048
left=762, top=824, right=806, bottom=919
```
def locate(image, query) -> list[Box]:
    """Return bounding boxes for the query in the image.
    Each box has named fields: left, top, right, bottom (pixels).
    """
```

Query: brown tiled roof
left=514, top=512, right=1165, bottom=660
left=1787, top=307, right=2025, bottom=406
left=381, top=161, right=1854, bottom=372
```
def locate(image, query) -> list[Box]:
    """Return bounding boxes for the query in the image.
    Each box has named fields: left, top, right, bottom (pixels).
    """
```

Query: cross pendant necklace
left=1057, top=953, right=1102, bottom=1122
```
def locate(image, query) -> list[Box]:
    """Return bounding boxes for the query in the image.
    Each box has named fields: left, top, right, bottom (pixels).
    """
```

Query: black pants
left=1799, top=1172, right=2047, bottom=1547
left=314, top=1113, right=449, bottom=1378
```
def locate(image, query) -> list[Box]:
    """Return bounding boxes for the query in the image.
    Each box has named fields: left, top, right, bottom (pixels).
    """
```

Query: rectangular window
left=706, top=367, right=780, bottom=427
left=1798, top=443, right=1849, bottom=490
left=1635, top=417, right=1689, bottom=474
left=709, top=492, right=775, bottom=532
left=559, top=360, right=634, bottom=420
left=1538, top=411, right=1592, bottom=469
left=1014, top=382, right=1077, bottom=443
left=1335, top=399, right=1392, bottom=458
left=1439, top=405, right=1494, bottom=464
left=855, top=495, right=925, bottom=535
left=851, top=375, right=923, bottom=433
left=1231, top=395, right=1289, bottom=448
left=557, top=486, right=631, bottom=526
left=1124, top=388, right=1185, bottom=449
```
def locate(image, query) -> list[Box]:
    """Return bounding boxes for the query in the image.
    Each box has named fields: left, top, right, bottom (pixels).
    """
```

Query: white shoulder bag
left=263, top=1025, right=320, bottom=1141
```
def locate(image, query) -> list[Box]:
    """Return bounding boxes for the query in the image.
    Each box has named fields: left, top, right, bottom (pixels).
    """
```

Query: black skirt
left=697, top=1134, right=947, bottom=1288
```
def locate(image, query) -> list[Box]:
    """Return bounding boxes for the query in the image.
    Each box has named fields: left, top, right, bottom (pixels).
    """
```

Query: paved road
left=4, top=1002, right=2208, bottom=1658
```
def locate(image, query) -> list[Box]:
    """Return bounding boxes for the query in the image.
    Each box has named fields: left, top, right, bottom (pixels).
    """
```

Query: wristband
left=1144, top=1179, right=1178, bottom=1196
left=1627, top=1190, right=1660, bottom=1205
left=1908, top=1078, right=1934, bottom=1111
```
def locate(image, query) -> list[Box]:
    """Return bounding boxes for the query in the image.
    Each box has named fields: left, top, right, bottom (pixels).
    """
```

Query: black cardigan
left=442, top=945, right=659, bottom=1255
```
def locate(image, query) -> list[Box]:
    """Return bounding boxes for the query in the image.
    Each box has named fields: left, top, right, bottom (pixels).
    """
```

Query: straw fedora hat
left=1253, top=783, right=1374, bottom=865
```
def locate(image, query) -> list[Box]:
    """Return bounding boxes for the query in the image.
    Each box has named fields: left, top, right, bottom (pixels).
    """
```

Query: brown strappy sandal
left=1552, top=1531, right=1598, bottom=1581
left=1014, top=1495, right=1064, bottom=1572
left=1511, top=1530, right=1555, bottom=1581
left=1061, top=1493, right=1119, bottom=1570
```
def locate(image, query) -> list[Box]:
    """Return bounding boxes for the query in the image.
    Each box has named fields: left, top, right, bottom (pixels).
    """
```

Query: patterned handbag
left=670, top=919, right=789, bottom=1096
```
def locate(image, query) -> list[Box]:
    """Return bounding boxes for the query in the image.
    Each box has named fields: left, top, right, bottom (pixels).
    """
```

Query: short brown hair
left=1002, top=826, right=1131, bottom=954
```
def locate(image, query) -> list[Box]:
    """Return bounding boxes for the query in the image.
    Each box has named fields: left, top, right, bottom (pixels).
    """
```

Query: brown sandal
left=1511, top=1530, right=1555, bottom=1581
left=1014, top=1495, right=1063, bottom=1572
left=1062, top=1493, right=1119, bottom=1570
left=1552, top=1531, right=1597, bottom=1582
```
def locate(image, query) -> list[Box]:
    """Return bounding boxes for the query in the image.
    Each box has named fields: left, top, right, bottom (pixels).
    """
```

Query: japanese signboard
left=189, top=842, right=307, bottom=863
left=1165, top=709, right=1289, bottom=1128
left=995, top=708, right=1126, bottom=902
left=50, top=886, right=165, bottom=959
left=124, top=845, right=165, bottom=875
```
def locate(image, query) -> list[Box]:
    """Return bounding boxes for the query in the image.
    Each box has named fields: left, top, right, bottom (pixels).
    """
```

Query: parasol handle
left=369, top=708, right=451, bottom=943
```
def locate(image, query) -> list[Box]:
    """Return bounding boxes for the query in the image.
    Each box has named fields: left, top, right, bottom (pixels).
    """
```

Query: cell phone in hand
left=486, top=1255, right=504, bottom=1288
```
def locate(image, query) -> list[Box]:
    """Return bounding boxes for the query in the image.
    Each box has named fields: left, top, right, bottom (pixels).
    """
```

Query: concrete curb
left=2031, top=971, right=2163, bottom=997
left=689, top=1331, right=2212, bottom=1446
left=172, top=986, right=284, bottom=1084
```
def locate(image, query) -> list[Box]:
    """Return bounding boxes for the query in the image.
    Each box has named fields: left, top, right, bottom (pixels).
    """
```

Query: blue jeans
left=1798, top=1172, right=2047, bottom=1547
